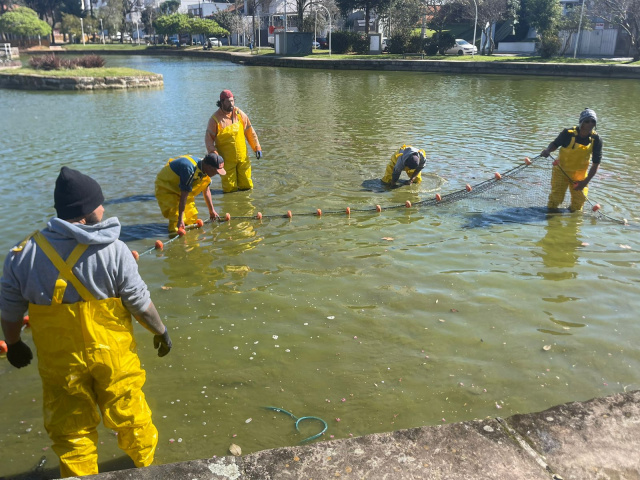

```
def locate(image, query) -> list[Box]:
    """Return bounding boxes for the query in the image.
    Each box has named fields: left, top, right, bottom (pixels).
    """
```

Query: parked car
left=444, top=39, right=477, bottom=56
left=317, top=37, right=329, bottom=49
left=208, top=37, right=221, bottom=47
left=381, top=37, right=388, bottom=52
left=312, top=40, right=320, bottom=49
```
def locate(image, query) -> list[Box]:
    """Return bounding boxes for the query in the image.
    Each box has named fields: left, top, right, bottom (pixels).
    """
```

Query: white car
left=444, top=39, right=477, bottom=56
left=208, top=37, right=221, bottom=47
left=312, top=41, right=320, bottom=49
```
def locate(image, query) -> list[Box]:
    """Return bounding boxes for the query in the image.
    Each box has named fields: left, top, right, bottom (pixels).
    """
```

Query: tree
left=98, top=0, right=124, bottom=40
left=591, top=0, right=640, bottom=60
left=61, top=11, right=83, bottom=38
left=188, top=16, right=228, bottom=37
left=159, top=0, right=180, bottom=15
left=522, top=0, right=560, bottom=56
left=558, top=5, right=592, bottom=55
left=459, top=0, right=519, bottom=54
left=0, top=6, right=52, bottom=44
left=337, top=0, right=392, bottom=34
left=153, top=12, right=189, bottom=42
left=211, top=9, right=235, bottom=34
left=388, top=0, right=422, bottom=35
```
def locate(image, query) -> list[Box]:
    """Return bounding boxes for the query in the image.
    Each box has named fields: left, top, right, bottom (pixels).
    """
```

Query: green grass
left=59, top=43, right=148, bottom=51
left=299, top=51, right=639, bottom=64
left=1, top=66, right=158, bottom=77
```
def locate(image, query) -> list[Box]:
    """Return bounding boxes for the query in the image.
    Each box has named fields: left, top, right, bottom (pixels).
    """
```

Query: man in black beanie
left=0, top=166, right=172, bottom=477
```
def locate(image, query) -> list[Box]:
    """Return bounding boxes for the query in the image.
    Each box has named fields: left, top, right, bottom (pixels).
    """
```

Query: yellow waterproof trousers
left=547, top=130, right=593, bottom=212
left=381, top=145, right=424, bottom=184
left=215, top=110, right=252, bottom=192
left=29, top=233, right=158, bottom=477
left=155, top=156, right=212, bottom=232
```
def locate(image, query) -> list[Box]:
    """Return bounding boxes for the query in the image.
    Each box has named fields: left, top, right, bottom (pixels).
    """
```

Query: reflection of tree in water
left=535, top=214, right=583, bottom=281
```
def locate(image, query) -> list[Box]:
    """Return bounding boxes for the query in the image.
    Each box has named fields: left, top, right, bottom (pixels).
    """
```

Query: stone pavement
left=65, top=390, right=640, bottom=480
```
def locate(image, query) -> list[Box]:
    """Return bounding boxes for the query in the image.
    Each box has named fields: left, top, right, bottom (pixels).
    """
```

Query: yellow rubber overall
left=382, top=145, right=426, bottom=184
left=28, top=232, right=158, bottom=477
left=155, top=155, right=212, bottom=232
left=548, top=128, right=594, bottom=212
left=215, top=109, right=252, bottom=192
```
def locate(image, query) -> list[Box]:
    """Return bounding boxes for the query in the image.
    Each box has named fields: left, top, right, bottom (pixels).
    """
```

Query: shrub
left=29, top=54, right=62, bottom=70
left=388, top=32, right=410, bottom=54
left=407, top=34, right=426, bottom=53
left=331, top=31, right=368, bottom=54
left=77, top=54, right=105, bottom=68
left=28, top=53, right=105, bottom=70
left=538, top=33, right=561, bottom=58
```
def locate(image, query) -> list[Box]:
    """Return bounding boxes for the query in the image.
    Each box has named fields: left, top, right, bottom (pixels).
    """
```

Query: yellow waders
left=28, top=232, right=157, bottom=477
left=382, top=145, right=425, bottom=184
left=155, top=155, right=212, bottom=232
left=215, top=109, right=252, bottom=192
left=547, top=128, right=594, bottom=212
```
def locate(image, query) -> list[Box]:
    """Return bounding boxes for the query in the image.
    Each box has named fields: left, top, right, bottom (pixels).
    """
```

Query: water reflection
left=535, top=213, right=583, bottom=280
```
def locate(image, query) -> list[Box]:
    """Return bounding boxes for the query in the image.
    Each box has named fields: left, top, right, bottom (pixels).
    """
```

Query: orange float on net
left=177, top=227, right=186, bottom=237
left=225, top=213, right=231, bottom=222
left=346, top=207, right=351, bottom=215
left=256, top=212, right=263, bottom=220
left=435, top=193, right=442, bottom=202
left=286, top=210, right=293, bottom=218
left=196, top=219, right=204, bottom=227
left=592, top=204, right=601, bottom=212
left=0, top=340, right=7, bottom=354
left=155, top=240, right=164, bottom=251
left=466, top=184, right=472, bottom=192
left=316, top=209, right=322, bottom=216
left=23, top=315, right=30, bottom=327
left=524, top=157, right=532, bottom=165
left=495, top=172, right=502, bottom=180
left=405, top=200, right=412, bottom=208
left=376, top=205, right=382, bottom=212
left=552, top=159, right=559, bottom=166
left=131, top=250, right=140, bottom=261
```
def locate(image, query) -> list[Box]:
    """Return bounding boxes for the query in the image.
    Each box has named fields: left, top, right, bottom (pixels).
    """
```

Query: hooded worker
left=155, top=153, right=225, bottom=233
left=205, top=89, right=263, bottom=193
left=0, top=166, right=172, bottom=477
left=382, top=145, right=427, bottom=186
left=541, top=108, right=602, bottom=212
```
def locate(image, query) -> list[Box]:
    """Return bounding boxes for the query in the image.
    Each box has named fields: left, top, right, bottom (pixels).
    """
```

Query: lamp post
left=80, top=17, right=86, bottom=45
left=100, top=18, right=105, bottom=44
left=471, top=0, right=478, bottom=57
left=573, top=0, right=586, bottom=58
left=316, top=3, right=331, bottom=56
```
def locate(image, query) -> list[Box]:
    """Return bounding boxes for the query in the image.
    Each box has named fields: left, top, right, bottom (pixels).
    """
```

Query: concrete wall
left=0, top=72, right=163, bottom=90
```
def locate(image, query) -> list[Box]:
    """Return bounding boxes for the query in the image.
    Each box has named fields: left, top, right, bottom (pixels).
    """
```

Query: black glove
left=7, top=340, right=33, bottom=368
left=255, top=150, right=262, bottom=160
left=153, top=327, right=172, bottom=357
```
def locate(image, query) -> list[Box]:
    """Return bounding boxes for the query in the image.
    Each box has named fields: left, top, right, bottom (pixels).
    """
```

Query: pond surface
left=1, top=55, right=639, bottom=476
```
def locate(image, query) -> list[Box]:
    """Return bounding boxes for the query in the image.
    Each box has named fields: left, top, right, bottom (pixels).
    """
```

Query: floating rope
left=130, top=155, right=635, bottom=259
left=263, top=406, right=328, bottom=444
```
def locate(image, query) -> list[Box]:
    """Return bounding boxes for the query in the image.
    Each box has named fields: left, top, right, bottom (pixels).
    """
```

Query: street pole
left=100, top=18, right=105, bottom=44
left=472, top=0, right=477, bottom=57
left=80, top=17, right=86, bottom=45
left=317, top=4, right=331, bottom=56
left=573, top=0, right=586, bottom=58
left=284, top=0, right=287, bottom=54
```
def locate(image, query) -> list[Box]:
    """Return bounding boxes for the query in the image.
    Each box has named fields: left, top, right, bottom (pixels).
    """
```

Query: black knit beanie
left=54, top=166, right=105, bottom=220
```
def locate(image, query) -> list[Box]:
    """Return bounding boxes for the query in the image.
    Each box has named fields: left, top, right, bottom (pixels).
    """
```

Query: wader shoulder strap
left=33, top=232, right=95, bottom=302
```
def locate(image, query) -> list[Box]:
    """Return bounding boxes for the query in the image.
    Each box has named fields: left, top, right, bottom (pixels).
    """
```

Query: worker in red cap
left=205, top=89, right=263, bottom=193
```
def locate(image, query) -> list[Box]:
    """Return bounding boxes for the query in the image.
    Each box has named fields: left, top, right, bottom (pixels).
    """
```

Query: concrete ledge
left=0, top=72, right=163, bottom=90
left=75, top=390, right=640, bottom=480
left=52, top=48, right=640, bottom=80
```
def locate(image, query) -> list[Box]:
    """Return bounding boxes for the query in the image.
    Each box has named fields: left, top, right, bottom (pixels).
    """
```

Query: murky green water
left=1, top=56, right=639, bottom=476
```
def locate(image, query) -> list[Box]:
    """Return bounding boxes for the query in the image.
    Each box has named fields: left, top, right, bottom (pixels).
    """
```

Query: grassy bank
left=1, top=66, right=158, bottom=77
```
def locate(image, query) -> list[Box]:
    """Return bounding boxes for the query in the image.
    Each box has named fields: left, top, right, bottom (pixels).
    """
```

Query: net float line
left=130, top=156, right=635, bottom=260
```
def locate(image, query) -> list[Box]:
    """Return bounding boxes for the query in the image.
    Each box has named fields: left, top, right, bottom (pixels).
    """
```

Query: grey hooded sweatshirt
left=0, top=217, right=151, bottom=323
